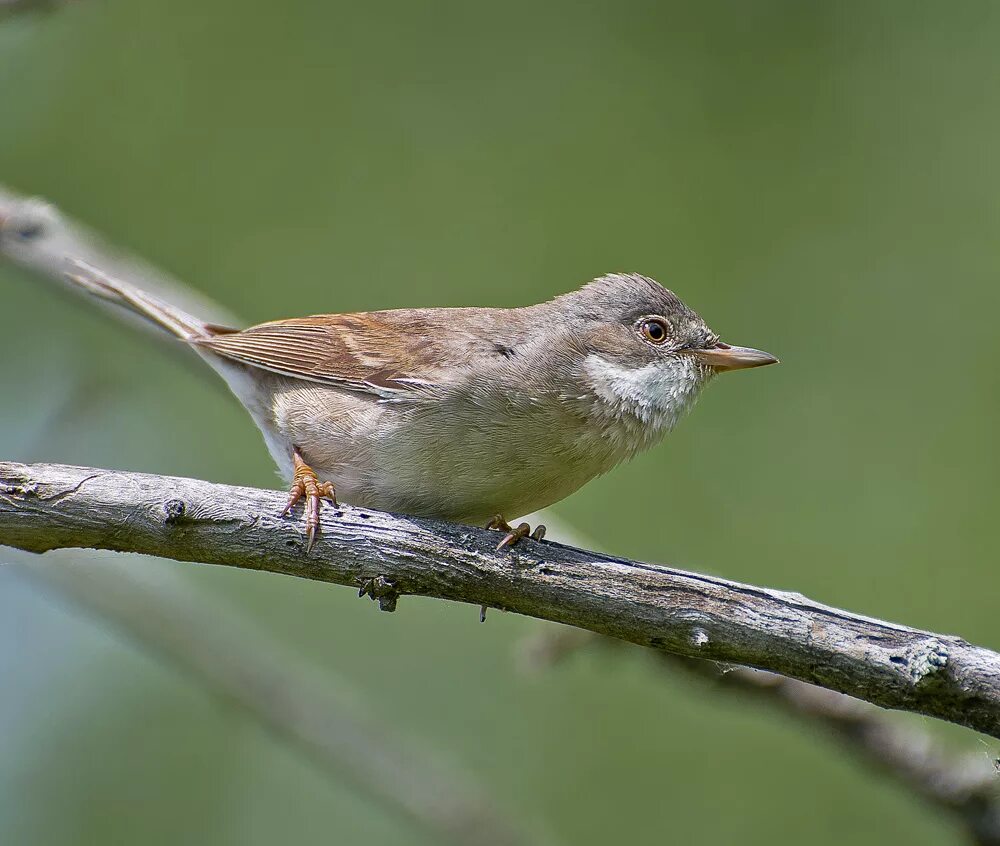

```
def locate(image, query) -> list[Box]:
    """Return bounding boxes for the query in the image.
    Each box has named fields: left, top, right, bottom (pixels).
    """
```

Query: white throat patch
left=582, top=353, right=710, bottom=433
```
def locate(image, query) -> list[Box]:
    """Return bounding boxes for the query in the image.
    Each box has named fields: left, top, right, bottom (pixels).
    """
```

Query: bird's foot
left=281, top=448, right=337, bottom=552
left=486, top=514, right=546, bottom=550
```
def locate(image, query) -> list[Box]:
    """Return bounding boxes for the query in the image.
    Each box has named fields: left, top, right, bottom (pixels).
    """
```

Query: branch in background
left=521, top=628, right=1000, bottom=846
left=672, top=657, right=1000, bottom=846
left=0, top=185, right=238, bottom=336
left=8, top=556, right=536, bottom=846
left=2, top=461, right=1000, bottom=743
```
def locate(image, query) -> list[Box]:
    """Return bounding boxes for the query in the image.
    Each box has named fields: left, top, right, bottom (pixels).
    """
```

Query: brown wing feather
left=194, top=311, right=477, bottom=395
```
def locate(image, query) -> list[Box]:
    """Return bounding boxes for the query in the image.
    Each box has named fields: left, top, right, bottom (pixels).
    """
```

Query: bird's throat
left=581, top=353, right=711, bottom=438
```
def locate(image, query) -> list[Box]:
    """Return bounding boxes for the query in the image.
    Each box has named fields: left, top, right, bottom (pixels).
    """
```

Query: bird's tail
left=65, top=260, right=235, bottom=341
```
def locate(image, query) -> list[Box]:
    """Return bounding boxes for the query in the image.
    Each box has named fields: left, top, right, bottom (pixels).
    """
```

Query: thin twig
left=1, top=460, right=999, bottom=741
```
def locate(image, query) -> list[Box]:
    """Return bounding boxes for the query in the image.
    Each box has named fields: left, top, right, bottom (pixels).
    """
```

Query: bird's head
left=557, top=273, right=777, bottom=432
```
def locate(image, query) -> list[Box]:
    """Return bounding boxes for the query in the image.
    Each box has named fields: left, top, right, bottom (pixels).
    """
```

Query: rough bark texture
left=2, top=460, right=999, bottom=740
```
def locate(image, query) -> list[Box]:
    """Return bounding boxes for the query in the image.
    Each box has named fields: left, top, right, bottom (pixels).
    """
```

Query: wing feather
left=194, top=311, right=475, bottom=397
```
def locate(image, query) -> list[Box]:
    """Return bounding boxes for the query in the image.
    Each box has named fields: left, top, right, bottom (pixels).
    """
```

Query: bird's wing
left=194, top=311, right=477, bottom=398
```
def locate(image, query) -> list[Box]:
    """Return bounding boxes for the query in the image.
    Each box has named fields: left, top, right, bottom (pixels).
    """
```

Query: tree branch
left=3, top=461, right=999, bottom=741
left=4, top=185, right=999, bottom=837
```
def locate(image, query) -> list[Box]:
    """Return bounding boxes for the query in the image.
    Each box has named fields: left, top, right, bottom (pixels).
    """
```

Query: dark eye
left=640, top=318, right=668, bottom=345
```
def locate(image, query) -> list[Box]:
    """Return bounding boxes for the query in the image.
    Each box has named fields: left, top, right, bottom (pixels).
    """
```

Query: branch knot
left=359, top=575, right=400, bottom=612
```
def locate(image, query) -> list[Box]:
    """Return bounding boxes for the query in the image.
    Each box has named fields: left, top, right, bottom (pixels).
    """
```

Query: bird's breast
left=263, top=376, right=673, bottom=526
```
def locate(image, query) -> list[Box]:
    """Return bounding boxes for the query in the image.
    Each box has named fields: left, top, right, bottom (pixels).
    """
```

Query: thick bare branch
left=2, top=461, right=999, bottom=741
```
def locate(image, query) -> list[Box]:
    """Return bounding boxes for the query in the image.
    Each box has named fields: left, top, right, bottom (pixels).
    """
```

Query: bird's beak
left=688, top=342, right=779, bottom=372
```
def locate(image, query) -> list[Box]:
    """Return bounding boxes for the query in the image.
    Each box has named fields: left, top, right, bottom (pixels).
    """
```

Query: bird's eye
left=640, top=318, right=669, bottom=345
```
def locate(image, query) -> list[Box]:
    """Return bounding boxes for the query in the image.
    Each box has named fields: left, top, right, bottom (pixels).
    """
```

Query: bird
left=64, top=265, right=777, bottom=550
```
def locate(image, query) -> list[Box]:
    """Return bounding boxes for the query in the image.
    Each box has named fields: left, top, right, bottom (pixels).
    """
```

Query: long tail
left=65, top=260, right=235, bottom=341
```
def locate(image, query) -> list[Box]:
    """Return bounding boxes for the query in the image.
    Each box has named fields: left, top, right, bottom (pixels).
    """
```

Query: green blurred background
left=2, top=1, right=999, bottom=843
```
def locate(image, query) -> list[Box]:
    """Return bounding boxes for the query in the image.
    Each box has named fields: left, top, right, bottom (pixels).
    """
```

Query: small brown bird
left=65, top=266, right=777, bottom=549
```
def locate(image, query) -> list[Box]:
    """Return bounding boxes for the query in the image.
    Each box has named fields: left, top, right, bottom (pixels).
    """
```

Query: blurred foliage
left=2, top=0, right=999, bottom=843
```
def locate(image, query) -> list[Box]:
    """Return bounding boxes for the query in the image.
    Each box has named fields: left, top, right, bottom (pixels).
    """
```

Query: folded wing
left=195, top=312, right=468, bottom=398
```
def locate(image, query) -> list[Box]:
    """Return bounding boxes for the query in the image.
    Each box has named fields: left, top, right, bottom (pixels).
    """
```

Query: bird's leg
left=485, top=514, right=546, bottom=550
left=281, top=448, right=338, bottom=552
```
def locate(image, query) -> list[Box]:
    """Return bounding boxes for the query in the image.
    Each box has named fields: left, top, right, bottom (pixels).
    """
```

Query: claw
left=486, top=515, right=546, bottom=550
left=281, top=486, right=302, bottom=518
left=497, top=522, right=531, bottom=550
left=281, top=448, right=337, bottom=552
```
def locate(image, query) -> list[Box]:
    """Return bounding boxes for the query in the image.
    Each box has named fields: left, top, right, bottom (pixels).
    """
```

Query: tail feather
left=65, top=260, right=235, bottom=341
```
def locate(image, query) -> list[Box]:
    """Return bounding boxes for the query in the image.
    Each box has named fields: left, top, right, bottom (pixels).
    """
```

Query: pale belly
left=260, top=380, right=629, bottom=526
